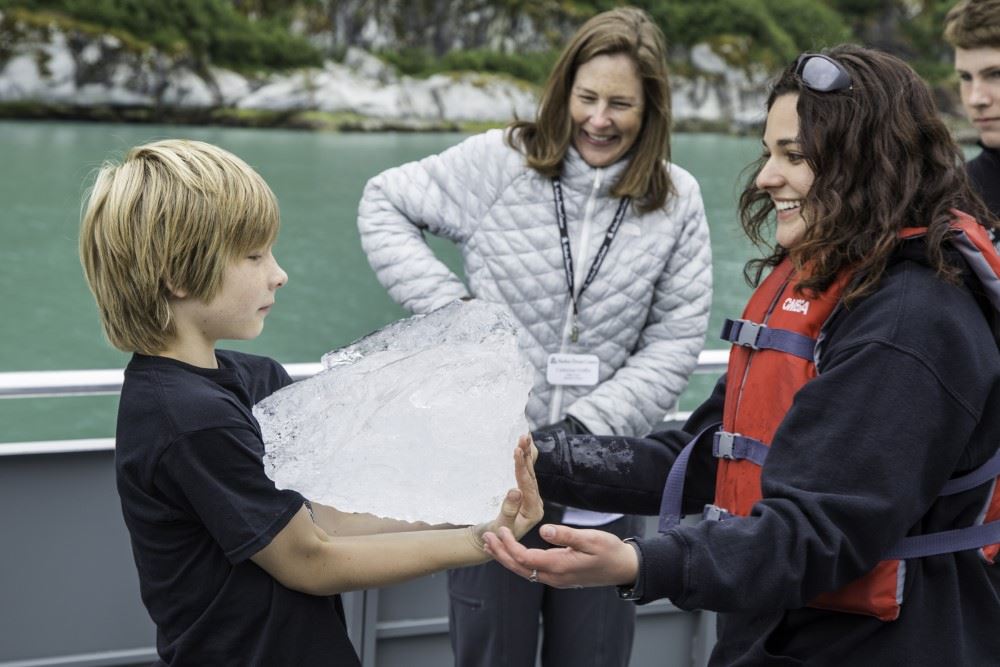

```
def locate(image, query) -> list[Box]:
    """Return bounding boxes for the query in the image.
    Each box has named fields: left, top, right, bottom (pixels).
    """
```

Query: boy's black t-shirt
left=116, top=350, right=360, bottom=666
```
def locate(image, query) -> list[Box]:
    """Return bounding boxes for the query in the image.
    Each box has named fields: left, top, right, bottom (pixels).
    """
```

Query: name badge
left=546, top=353, right=600, bottom=386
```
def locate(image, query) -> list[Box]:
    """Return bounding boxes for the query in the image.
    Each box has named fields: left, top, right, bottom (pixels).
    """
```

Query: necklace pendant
left=571, top=323, right=579, bottom=343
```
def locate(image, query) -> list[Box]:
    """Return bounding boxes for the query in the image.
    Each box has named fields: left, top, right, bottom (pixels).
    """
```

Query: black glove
left=531, top=416, right=591, bottom=524
left=531, top=414, right=591, bottom=441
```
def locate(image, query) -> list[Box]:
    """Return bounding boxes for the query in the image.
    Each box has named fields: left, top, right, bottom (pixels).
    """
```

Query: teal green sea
left=3, top=120, right=932, bottom=443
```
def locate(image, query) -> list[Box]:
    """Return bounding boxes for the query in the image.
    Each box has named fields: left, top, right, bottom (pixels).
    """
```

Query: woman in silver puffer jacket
left=356, top=6, right=711, bottom=666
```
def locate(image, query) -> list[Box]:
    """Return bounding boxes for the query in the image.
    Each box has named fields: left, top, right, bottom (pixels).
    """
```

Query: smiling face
left=167, top=244, right=288, bottom=365
left=955, top=47, right=1000, bottom=148
left=569, top=53, right=645, bottom=167
left=755, top=94, right=815, bottom=249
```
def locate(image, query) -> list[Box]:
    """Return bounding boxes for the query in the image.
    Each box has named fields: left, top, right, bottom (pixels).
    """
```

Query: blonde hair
left=507, top=6, right=673, bottom=213
left=944, top=0, right=1000, bottom=49
left=80, top=139, right=280, bottom=354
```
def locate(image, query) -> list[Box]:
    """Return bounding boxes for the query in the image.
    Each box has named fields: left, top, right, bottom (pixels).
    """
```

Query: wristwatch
left=616, top=537, right=644, bottom=601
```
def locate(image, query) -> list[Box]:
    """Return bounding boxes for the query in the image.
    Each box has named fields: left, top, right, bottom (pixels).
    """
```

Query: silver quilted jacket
left=357, top=128, right=712, bottom=437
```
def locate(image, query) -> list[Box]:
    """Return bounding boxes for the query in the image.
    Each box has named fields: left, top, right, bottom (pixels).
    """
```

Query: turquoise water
left=0, top=120, right=764, bottom=443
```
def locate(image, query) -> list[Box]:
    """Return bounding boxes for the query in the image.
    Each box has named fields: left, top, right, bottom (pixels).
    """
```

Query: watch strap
left=617, top=537, right=644, bottom=601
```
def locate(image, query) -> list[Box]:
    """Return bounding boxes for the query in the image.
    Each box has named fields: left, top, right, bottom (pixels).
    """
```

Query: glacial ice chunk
left=254, top=300, right=534, bottom=525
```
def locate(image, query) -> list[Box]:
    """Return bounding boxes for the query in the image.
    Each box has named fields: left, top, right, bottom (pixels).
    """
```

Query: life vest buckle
left=715, top=431, right=737, bottom=459
left=732, top=319, right=763, bottom=348
left=702, top=504, right=731, bottom=522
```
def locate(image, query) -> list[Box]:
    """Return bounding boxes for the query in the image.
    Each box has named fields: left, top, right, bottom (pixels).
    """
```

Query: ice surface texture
left=254, top=300, right=534, bottom=525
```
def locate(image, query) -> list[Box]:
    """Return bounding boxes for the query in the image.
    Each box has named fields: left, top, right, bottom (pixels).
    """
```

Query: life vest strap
left=884, top=518, right=1000, bottom=560
left=658, top=422, right=722, bottom=533
left=713, top=431, right=769, bottom=465
left=940, top=447, right=1000, bottom=496
left=948, top=217, right=1000, bottom=313
left=721, top=318, right=817, bottom=361
left=720, top=440, right=1000, bottom=497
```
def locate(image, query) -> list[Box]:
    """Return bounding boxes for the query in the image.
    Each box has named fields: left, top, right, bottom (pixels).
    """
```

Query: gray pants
left=448, top=514, right=641, bottom=667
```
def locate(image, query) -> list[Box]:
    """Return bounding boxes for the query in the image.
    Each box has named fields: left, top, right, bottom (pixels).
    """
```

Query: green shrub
left=611, top=0, right=844, bottom=69
left=0, top=0, right=321, bottom=70
left=760, top=0, right=852, bottom=55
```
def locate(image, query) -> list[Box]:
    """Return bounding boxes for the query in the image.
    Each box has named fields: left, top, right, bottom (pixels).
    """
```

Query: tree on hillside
left=0, top=0, right=322, bottom=69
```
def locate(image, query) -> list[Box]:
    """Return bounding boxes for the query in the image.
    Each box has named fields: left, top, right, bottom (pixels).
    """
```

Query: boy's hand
left=507, top=435, right=542, bottom=538
left=470, top=435, right=543, bottom=550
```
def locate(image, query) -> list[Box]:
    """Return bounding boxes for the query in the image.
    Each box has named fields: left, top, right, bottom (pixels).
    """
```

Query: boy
left=945, top=0, right=1000, bottom=216
left=79, top=139, right=541, bottom=665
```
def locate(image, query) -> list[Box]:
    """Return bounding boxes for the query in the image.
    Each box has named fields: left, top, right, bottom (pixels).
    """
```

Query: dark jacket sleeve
left=533, top=374, right=727, bottom=515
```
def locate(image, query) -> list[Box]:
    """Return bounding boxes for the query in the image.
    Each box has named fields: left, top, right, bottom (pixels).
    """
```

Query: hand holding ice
left=254, top=300, right=534, bottom=525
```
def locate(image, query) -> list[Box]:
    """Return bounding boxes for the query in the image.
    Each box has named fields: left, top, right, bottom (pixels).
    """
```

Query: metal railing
left=0, top=362, right=325, bottom=399
left=0, top=350, right=730, bottom=456
left=0, top=350, right=728, bottom=667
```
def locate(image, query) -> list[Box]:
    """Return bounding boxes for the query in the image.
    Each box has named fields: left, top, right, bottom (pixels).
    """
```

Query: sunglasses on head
left=795, top=53, right=852, bottom=93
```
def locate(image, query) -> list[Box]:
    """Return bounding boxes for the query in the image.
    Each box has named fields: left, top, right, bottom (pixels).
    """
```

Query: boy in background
left=79, top=139, right=541, bottom=666
left=946, top=0, right=1000, bottom=216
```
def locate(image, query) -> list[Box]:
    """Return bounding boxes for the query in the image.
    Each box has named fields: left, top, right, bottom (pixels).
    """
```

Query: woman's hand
left=470, top=435, right=543, bottom=550
left=482, top=523, right=639, bottom=589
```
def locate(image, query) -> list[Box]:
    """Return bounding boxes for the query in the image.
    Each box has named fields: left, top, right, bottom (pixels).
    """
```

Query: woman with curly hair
left=486, top=44, right=1000, bottom=665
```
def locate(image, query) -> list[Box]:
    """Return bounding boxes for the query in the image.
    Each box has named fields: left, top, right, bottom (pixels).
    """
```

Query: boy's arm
left=252, top=506, right=489, bottom=594
left=251, top=437, right=542, bottom=595
left=309, top=504, right=450, bottom=536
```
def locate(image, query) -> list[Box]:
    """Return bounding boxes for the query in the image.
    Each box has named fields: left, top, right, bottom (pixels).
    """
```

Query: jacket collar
left=559, top=145, right=631, bottom=197
left=978, top=141, right=1000, bottom=166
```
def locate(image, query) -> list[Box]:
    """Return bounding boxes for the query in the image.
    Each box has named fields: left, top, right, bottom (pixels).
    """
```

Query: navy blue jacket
left=535, top=244, right=1000, bottom=665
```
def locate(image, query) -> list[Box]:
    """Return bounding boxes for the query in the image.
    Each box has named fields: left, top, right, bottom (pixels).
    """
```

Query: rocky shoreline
left=0, top=100, right=475, bottom=132
left=0, top=9, right=976, bottom=141
left=0, top=100, right=752, bottom=135
left=0, top=10, right=774, bottom=134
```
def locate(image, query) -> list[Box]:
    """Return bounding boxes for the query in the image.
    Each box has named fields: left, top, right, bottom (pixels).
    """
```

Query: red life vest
left=716, top=254, right=909, bottom=620
left=659, top=212, right=1000, bottom=622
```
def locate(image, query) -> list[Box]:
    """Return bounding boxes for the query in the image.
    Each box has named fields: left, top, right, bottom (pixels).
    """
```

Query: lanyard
left=552, top=177, right=630, bottom=342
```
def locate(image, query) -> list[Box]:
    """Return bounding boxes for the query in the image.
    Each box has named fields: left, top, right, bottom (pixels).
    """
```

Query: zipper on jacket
left=549, top=167, right=603, bottom=425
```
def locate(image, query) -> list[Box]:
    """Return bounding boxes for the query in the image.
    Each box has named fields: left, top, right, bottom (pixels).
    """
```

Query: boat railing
left=0, top=350, right=728, bottom=667
left=0, top=349, right=730, bottom=455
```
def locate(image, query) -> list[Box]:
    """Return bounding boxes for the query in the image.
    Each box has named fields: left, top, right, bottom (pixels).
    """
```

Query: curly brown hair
left=738, top=44, right=995, bottom=304
left=506, top=6, right=673, bottom=213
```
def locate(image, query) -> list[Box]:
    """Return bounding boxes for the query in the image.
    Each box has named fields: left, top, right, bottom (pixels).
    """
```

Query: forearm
left=534, top=432, right=679, bottom=514
left=358, top=135, right=499, bottom=313
left=310, top=503, right=449, bottom=537
left=254, top=507, right=490, bottom=596
left=257, top=442, right=541, bottom=596
left=357, top=181, right=470, bottom=314
left=303, top=526, right=489, bottom=595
